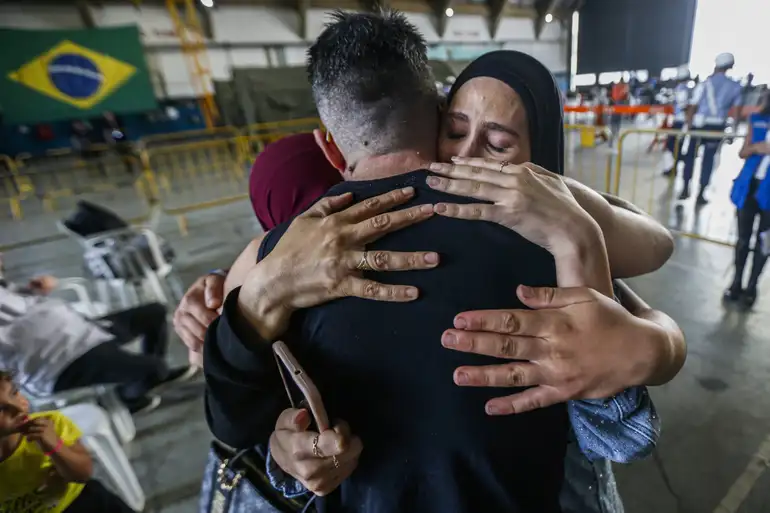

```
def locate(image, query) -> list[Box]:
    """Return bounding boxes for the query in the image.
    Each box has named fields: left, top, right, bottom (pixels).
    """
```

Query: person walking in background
left=609, top=79, right=629, bottom=146
left=724, top=91, right=770, bottom=308
left=0, top=370, right=136, bottom=512
left=680, top=52, right=743, bottom=205
left=662, top=66, right=692, bottom=177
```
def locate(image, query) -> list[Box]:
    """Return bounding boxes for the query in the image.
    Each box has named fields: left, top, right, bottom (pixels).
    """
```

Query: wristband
left=208, top=268, right=229, bottom=278
left=44, top=438, right=64, bottom=457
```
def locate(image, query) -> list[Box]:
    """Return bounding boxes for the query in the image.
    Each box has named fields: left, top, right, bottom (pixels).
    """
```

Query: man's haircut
left=307, top=10, right=437, bottom=158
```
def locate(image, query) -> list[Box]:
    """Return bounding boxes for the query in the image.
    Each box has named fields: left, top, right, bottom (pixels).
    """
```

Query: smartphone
left=272, top=341, right=330, bottom=432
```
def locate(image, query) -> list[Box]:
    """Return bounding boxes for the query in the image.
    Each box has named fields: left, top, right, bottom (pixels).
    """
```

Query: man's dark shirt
left=205, top=170, right=568, bottom=513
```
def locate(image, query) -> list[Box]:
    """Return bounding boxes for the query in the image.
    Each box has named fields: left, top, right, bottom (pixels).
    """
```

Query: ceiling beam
left=77, top=0, right=96, bottom=28
left=487, top=0, right=505, bottom=40
left=298, top=0, right=310, bottom=40
left=432, top=0, right=452, bottom=38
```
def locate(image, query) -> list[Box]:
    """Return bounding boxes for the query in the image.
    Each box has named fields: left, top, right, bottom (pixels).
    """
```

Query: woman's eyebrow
left=484, top=122, right=519, bottom=137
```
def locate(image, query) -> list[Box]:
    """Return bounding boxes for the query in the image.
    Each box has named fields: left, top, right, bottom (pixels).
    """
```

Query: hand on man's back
left=173, top=273, right=226, bottom=364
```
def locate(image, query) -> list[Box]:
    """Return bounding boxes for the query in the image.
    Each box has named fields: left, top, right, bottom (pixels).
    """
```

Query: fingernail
left=451, top=156, right=462, bottom=162
left=406, top=287, right=418, bottom=299
left=454, top=316, right=467, bottom=329
left=455, top=371, right=469, bottom=385
left=429, top=163, right=442, bottom=170
left=427, top=177, right=441, bottom=187
left=519, top=285, right=533, bottom=298
left=486, top=403, right=501, bottom=415
left=419, top=204, right=433, bottom=214
left=435, top=204, right=447, bottom=214
left=423, top=252, right=439, bottom=264
left=401, top=187, right=414, bottom=195
left=441, top=332, right=457, bottom=347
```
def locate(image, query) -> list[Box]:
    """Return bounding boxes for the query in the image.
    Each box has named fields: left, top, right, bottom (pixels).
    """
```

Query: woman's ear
left=313, top=129, right=346, bottom=174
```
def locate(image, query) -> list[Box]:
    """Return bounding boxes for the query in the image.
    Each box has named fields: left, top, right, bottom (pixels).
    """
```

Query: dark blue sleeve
left=203, top=287, right=289, bottom=449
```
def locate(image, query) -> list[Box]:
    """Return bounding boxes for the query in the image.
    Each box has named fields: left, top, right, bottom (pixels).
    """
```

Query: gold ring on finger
left=499, top=160, right=510, bottom=173
left=356, top=251, right=373, bottom=272
left=312, top=434, right=321, bottom=458
left=332, top=455, right=340, bottom=469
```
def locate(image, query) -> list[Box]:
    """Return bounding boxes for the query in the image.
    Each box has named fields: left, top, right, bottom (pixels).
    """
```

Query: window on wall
left=598, top=71, right=623, bottom=85
left=574, top=73, right=597, bottom=87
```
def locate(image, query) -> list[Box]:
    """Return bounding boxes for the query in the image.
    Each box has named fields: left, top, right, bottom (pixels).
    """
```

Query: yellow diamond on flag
left=7, top=39, right=136, bottom=110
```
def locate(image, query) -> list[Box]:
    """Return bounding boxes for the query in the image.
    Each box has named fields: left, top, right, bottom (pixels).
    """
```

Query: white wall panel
left=90, top=5, right=179, bottom=45
left=444, top=14, right=490, bottom=43
left=0, top=3, right=82, bottom=29
left=211, top=7, right=300, bottom=43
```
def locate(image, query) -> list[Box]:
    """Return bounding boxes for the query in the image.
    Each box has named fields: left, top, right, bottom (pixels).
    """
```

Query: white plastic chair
left=28, top=385, right=136, bottom=445
left=59, top=403, right=146, bottom=512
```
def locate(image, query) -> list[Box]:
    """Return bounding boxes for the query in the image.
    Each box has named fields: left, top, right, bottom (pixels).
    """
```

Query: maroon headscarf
left=249, top=133, right=343, bottom=230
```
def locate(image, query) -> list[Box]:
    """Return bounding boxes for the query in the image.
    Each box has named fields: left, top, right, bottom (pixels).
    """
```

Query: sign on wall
left=0, top=25, right=156, bottom=124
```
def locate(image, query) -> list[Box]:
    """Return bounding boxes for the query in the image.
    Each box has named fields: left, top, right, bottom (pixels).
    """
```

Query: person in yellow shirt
left=0, top=370, right=135, bottom=513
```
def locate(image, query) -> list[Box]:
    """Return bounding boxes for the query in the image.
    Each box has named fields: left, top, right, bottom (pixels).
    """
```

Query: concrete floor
left=2, top=121, right=770, bottom=512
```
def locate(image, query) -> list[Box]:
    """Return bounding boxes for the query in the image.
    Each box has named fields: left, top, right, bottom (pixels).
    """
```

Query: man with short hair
left=680, top=52, right=743, bottom=204
left=204, top=11, right=615, bottom=512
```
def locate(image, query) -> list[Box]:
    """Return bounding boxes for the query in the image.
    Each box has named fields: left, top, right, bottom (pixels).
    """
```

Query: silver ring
left=499, top=160, right=510, bottom=173
left=356, top=252, right=373, bottom=272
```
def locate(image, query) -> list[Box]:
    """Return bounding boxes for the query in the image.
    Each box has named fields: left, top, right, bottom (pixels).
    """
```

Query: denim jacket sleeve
left=265, top=447, right=309, bottom=499
left=567, top=385, right=660, bottom=463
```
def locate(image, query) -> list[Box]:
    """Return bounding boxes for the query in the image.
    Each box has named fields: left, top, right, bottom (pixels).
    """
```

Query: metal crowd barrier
left=140, top=137, right=249, bottom=235
left=563, top=124, right=614, bottom=193
left=1, top=154, right=25, bottom=220
left=136, top=126, right=241, bottom=151
left=614, top=127, right=746, bottom=247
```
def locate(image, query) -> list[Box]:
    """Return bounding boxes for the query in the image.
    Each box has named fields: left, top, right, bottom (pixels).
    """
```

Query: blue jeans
left=681, top=124, right=726, bottom=188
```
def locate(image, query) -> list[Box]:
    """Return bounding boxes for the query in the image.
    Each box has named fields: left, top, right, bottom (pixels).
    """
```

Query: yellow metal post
left=166, top=0, right=220, bottom=128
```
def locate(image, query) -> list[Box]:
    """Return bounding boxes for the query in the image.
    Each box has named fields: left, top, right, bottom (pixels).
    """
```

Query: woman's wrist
left=237, top=264, right=295, bottom=342
left=551, top=219, right=614, bottom=297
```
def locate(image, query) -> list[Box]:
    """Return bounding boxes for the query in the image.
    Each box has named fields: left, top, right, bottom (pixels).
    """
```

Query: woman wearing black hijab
left=427, top=50, right=676, bottom=513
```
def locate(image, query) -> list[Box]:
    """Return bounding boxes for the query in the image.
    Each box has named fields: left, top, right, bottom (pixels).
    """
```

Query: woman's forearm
left=615, top=280, right=686, bottom=386
left=565, top=178, right=674, bottom=278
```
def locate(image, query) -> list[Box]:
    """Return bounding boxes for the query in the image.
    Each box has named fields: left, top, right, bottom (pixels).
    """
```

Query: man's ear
left=313, top=129, right=346, bottom=174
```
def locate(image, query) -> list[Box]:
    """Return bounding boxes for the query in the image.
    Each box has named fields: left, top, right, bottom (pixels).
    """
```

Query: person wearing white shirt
left=681, top=53, right=743, bottom=205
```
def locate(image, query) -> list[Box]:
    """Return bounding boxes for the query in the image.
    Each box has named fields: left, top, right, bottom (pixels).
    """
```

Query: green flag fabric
left=0, top=25, right=157, bottom=124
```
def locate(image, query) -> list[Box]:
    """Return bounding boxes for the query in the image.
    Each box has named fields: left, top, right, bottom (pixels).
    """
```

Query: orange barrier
left=564, top=105, right=674, bottom=115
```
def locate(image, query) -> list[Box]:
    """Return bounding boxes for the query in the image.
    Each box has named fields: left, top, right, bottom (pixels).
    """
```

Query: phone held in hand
left=273, top=341, right=330, bottom=432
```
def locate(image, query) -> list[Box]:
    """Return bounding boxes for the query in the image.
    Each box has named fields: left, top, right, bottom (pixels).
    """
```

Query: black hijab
left=447, top=50, right=565, bottom=176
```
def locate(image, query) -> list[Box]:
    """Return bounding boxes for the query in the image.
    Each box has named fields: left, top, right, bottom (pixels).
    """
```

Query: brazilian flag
left=0, top=26, right=157, bottom=124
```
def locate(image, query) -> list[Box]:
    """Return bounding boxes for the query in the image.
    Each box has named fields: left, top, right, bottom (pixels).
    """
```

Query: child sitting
left=0, top=370, right=135, bottom=513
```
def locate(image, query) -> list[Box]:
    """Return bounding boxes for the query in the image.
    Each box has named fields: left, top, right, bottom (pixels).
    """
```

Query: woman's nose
left=454, top=138, right=479, bottom=159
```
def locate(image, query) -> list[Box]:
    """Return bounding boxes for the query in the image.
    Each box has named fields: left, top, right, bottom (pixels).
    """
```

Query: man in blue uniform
left=680, top=53, right=743, bottom=205
left=662, top=66, right=691, bottom=177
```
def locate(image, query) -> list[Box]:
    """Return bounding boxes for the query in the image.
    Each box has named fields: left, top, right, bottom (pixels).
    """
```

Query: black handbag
left=200, top=440, right=315, bottom=513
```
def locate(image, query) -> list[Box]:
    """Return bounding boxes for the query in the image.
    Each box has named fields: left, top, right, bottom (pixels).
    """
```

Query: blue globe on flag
left=48, top=53, right=104, bottom=99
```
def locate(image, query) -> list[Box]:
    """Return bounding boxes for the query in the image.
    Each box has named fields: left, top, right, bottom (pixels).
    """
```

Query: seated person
left=0, top=256, right=195, bottom=413
left=0, top=370, right=135, bottom=512
left=204, top=12, right=680, bottom=513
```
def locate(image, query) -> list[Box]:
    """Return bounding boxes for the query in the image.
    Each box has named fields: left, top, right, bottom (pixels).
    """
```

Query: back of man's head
left=307, top=10, right=438, bottom=160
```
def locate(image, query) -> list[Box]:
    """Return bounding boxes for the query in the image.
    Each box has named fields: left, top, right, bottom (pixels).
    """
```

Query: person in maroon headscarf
left=249, top=133, right=343, bottom=231
left=174, top=133, right=422, bottom=364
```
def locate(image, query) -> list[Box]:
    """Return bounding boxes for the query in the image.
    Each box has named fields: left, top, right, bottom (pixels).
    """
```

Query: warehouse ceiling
left=11, top=0, right=584, bottom=39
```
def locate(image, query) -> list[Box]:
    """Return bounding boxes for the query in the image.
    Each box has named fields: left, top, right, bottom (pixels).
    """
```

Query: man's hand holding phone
left=269, top=408, right=363, bottom=497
